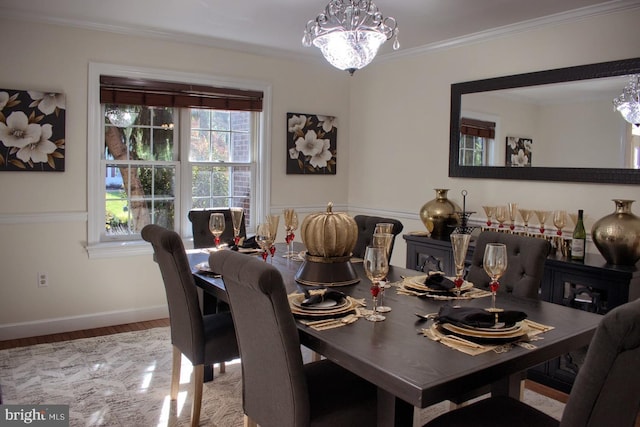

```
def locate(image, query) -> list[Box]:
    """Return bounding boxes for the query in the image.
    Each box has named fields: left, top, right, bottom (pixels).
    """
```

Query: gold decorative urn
left=419, top=188, right=461, bottom=240
left=295, top=202, right=360, bottom=286
left=591, top=199, right=640, bottom=266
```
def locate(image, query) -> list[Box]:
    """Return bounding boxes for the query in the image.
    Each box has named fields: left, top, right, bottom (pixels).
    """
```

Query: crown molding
left=377, top=0, right=640, bottom=62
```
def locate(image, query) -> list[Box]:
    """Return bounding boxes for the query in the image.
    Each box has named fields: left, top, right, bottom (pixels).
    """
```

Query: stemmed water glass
left=495, top=206, right=507, bottom=229
left=255, top=222, right=273, bottom=262
left=553, top=210, right=567, bottom=236
left=208, top=213, right=226, bottom=249
left=283, top=208, right=298, bottom=258
left=230, top=207, right=244, bottom=246
left=482, top=206, right=496, bottom=227
left=363, top=246, right=389, bottom=322
left=266, top=214, right=280, bottom=260
left=508, top=203, right=518, bottom=231
left=371, top=232, right=393, bottom=313
left=518, top=208, right=533, bottom=233
left=483, top=243, right=508, bottom=314
left=534, top=210, right=549, bottom=234
left=450, top=233, right=471, bottom=305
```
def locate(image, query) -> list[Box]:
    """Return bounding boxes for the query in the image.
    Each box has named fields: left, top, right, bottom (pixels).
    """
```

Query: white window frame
left=86, top=62, right=271, bottom=259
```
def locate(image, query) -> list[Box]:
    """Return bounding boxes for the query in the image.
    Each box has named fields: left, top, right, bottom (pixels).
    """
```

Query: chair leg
left=170, top=345, right=181, bottom=400
left=219, top=361, right=226, bottom=374
left=244, top=415, right=258, bottom=427
left=191, top=364, right=204, bottom=427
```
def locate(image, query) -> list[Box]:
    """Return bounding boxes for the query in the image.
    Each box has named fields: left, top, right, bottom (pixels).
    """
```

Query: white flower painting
left=505, top=136, right=532, bottom=167
left=0, top=88, right=66, bottom=171
left=287, top=112, right=337, bottom=174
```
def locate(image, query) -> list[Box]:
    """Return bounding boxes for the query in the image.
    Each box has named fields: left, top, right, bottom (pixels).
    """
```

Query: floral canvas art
left=506, top=136, right=532, bottom=167
left=0, top=88, right=66, bottom=171
left=287, top=112, right=336, bottom=174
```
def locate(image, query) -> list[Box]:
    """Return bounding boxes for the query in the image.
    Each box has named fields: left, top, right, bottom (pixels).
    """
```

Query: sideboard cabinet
left=403, top=233, right=640, bottom=392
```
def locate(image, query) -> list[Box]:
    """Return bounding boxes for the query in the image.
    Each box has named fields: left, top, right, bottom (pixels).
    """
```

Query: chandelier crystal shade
left=303, top=0, right=399, bottom=75
left=613, top=74, right=640, bottom=125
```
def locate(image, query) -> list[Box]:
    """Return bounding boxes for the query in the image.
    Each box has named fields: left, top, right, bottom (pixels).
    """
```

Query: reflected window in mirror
left=459, top=117, right=497, bottom=166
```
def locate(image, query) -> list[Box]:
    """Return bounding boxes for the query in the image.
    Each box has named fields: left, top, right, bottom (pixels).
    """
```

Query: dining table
left=188, top=243, right=602, bottom=427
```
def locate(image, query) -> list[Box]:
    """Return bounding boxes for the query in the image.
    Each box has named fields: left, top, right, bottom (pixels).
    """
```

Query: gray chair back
left=561, top=297, right=640, bottom=427
left=209, top=250, right=310, bottom=427
left=141, top=224, right=207, bottom=364
left=466, top=231, right=550, bottom=299
left=188, top=208, right=247, bottom=248
left=352, top=215, right=404, bottom=259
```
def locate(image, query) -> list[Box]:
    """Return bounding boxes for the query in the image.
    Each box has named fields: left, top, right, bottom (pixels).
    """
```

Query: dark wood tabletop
left=189, top=243, right=602, bottom=427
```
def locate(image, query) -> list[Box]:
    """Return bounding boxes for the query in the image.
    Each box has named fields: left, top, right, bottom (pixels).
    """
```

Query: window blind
left=100, top=76, right=263, bottom=112
left=460, top=118, right=495, bottom=139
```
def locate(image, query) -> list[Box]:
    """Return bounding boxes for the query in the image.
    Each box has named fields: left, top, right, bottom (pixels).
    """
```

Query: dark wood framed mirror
left=449, top=57, right=640, bottom=184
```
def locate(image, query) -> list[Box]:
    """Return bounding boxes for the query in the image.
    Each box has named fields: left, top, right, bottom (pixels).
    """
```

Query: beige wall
left=1, top=8, right=639, bottom=338
left=348, top=8, right=640, bottom=266
left=0, top=19, right=351, bottom=337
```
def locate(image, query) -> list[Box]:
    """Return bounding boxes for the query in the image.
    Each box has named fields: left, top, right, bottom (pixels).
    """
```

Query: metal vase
left=591, top=199, right=640, bottom=266
left=419, top=189, right=461, bottom=240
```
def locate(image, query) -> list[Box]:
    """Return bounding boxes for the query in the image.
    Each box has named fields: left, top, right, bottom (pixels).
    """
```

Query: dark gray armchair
left=141, top=224, right=239, bottom=427
left=188, top=208, right=247, bottom=248
left=465, top=231, right=551, bottom=299
left=424, top=297, right=640, bottom=427
left=209, top=250, right=377, bottom=427
left=352, top=215, right=404, bottom=260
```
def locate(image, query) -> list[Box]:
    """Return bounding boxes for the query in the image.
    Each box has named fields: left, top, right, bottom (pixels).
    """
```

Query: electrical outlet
left=38, top=272, right=48, bottom=287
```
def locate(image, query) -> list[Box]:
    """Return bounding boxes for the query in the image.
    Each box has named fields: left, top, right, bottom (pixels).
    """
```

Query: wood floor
left=0, top=318, right=170, bottom=350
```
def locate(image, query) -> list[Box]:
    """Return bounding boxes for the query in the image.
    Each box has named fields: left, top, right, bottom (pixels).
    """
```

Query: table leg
left=377, top=388, right=414, bottom=427
left=490, top=372, right=522, bottom=399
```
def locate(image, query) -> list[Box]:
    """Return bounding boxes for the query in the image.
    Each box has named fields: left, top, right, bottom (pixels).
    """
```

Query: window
left=459, top=117, right=496, bottom=166
left=87, top=63, right=271, bottom=258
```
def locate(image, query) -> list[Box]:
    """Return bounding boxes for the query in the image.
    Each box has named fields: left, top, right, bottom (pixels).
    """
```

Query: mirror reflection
left=449, top=57, right=640, bottom=184
left=460, top=76, right=639, bottom=169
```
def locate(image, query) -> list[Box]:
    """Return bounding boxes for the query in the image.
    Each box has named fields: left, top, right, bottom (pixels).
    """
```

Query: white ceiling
left=2, top=0, right=638, bottom=62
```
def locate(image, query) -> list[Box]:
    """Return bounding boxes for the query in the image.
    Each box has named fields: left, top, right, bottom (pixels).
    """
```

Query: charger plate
left=288, top=294, right=356, bottom=318
left=440, top=322, right=527, bottom=340
left=290, top=295, right=350, bottom=311
left=404, top=275, right=474, bottom=293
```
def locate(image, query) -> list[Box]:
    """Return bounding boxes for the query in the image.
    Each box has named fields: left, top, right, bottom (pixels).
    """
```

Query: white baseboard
left=0, top=305, right=169, bottom=341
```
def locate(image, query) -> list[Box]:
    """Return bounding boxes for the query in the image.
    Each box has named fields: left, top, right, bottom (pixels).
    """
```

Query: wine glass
left=508, top=203, right=518, bottom=231
left=482, top=206, right=496, bottom=227
left=363, top=246, right=389, bottom=322
left=208, top=213, right=226, bottom=249
left=534, top=210, right=549, bottom=234
left=255, top=222, right=273, bottom=262
left=553, top=210, right=567, bottom=236
left=230, top=207, right=244, bottom=246
left=283, top=208, right=298, bottom=258
left=518, top=208, right=533, bottom=233
left=266, top=214, right=280, bottom=259
left=450, top=233, right=471, bottom=304
left=483, top=243, right=508, bottom=314
left=495, top=206, right=507, bottom=229
left=371, top=232, right=393, bottom=313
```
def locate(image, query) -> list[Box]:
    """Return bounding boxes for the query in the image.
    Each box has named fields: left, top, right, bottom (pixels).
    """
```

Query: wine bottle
left=571, top=209, right=586, bottom=260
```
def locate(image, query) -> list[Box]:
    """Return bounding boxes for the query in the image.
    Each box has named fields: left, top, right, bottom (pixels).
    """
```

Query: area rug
left=0, top=327, right=564, bottom=426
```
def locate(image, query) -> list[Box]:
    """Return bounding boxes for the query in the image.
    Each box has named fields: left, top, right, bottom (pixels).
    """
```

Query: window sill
left=86, top=237, right=195, bottom=259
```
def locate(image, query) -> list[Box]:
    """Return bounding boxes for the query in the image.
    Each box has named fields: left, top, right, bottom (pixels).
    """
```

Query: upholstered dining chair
left=424, top=296, right=640, bottom=427
left=465, top=230, right=551, bottom=299
left=352, top=215, right=404, bottom=260
left=209, top=249, right=378, bottom=427
left=141, top=224, right=239, bottom=427
left=188, top=208, right=247, bottom=248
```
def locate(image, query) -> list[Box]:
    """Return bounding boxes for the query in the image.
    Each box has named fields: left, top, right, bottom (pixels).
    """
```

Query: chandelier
left=303, top=0, right=399, bottom=75
left=613, top=74, right=640, bottom=125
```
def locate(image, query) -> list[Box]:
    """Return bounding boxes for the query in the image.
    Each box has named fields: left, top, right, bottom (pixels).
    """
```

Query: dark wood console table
left=403, top=233, right=640, bottom=392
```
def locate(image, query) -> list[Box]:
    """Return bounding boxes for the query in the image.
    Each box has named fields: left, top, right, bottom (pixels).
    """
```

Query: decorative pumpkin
left=301, top=202, right=358, bottom=258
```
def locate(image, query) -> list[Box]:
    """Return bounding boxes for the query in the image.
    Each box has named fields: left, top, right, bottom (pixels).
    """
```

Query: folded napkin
left=424, top=272, right=456, bottom=291
left=300, top=290, right=346, bottom=307
left=436, top=305, right=527, bottom=328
